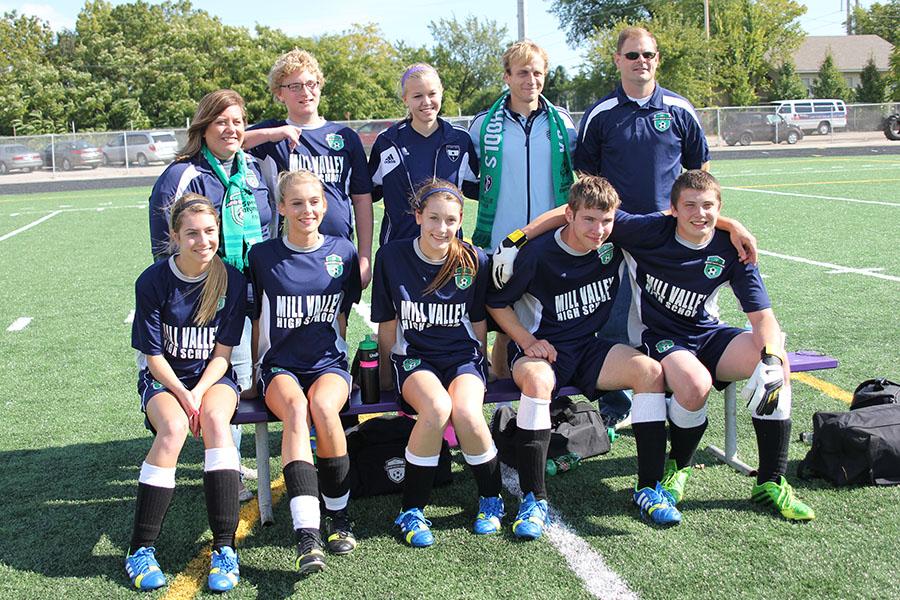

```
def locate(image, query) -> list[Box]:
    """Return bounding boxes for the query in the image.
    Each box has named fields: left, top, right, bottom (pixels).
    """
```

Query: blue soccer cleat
left=395, top=508, right=434, bottom=547
left=633, top=483, right=682, bottom=526
left=124, top=546, right=166, bottom=591
left=207, top=546, right=240, bottom=592
left=473, top=496, right=506, bottom=535
left=512, top=492, right=549, bottom=540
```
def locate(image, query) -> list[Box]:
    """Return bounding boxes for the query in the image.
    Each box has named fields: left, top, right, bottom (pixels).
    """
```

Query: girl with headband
left=370, top=180, right=503, bottom=547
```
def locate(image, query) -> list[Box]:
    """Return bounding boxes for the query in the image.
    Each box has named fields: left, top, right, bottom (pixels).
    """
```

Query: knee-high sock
left=129, top=462, right=176, bottom=553
left=203, top=447, right=240, bottom=551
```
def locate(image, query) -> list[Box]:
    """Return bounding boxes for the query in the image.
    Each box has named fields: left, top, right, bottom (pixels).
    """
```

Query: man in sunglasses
left=569, top=26, right=711, bottom=428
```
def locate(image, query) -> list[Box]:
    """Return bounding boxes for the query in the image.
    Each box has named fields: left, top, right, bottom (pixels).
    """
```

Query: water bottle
left=357, top=334, right=380, bottom=405
left=799, top=432, right=813, bottom=445
left=554, top=452, right=581, bottom=473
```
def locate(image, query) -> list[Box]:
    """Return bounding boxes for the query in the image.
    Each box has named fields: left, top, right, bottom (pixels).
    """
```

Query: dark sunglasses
left=623, top=51, right=657, bottom=60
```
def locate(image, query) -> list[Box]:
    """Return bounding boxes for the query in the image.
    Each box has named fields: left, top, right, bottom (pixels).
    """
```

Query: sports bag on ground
left=491, top=398, right=610, bottom=467
left=798, top=403, right=900, bottom=486
left=346, top=415, right=452, bottom=497
left=849, top=378, right=900, bottom=411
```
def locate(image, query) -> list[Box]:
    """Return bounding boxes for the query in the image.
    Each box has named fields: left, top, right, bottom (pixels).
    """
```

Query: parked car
left=0, top=144, right=43, bottom=174
left=42, top=140, right=103, bottom=170
left=883, top=113, right=900, bottom=141
left=355, top=120, right=396, bottom=154
left=773, top=98, right=847, bottom=135
left=722, top=113, right=803, bottom=146
left=102, top=131, right=178, bottom=166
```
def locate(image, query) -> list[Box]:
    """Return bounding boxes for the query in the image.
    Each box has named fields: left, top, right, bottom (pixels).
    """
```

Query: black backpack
left=799, top=379, right=900, bottom=486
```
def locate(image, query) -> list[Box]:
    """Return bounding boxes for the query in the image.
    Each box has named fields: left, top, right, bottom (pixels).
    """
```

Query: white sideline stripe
left=723, top=186, right=899, bottom=207
left=7, top=317, right=32, bottom=332
left=500, top=464, right=637, bottom=600
left=58, top=204, right=72, bottom=208
left=759, top=249, right=900, bottom=283
left=0, top=211, right=61, bottom=242
left=352, top=299, right=378, bottom=333
left=715, top=164, right=899, bottom=179
left=9, top=204, right=145, bottom=216
left=124, top=310, right=135, bottom=324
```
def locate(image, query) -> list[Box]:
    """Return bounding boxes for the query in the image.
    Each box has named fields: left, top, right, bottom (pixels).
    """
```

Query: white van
left=773, top=99, right=847, bottom=135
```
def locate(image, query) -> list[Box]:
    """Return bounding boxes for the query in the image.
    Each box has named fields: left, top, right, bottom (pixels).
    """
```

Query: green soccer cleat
left=661, top=459, right=691, bottom=505
left=751, top=476, right=815, bottom=521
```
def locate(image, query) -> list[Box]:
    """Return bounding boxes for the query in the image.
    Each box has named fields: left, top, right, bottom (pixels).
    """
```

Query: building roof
left=793, top=35, right=893, bottom=72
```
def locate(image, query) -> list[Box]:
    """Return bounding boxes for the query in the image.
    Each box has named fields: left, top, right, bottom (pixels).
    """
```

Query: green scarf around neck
left=472, top=93, right=574, bottom=248
left=201, top=144, right=262, bottom=271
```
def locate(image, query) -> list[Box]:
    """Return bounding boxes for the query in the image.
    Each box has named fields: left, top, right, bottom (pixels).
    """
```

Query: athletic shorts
left=257, top=364, right=352, bottom=400
left=391, top=353, right=488, bottom=415
left=641, top=326, right=745, bottom=391
left=508, top=336, right=619, bottom=397
left=137, top=368, right=239, bottom=433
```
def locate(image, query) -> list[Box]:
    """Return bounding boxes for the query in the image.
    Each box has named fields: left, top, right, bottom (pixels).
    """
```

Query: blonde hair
left=177, top=89, right=246, bottom=161
left=568, top=174, right=621, bottom=213
left=169, top=193, right=229, bottom=327
left=413, top=180, right=478, bottom=295
left=502, top=39, right=549, bottom=74
left=268, top=48, right=325, bottom=98
left=399, top=63, right=443, bottom=121
left=616, top=27, right=658, bottom=53
left=276, top=170, right=327, bottom=235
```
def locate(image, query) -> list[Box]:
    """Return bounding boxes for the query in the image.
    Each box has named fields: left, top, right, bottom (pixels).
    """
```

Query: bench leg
left=255, top=422, right=274, bottom=525
left=706, top=382, right=756, bottom=476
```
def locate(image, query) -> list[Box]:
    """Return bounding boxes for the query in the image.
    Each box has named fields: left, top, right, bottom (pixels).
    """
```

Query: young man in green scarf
left=468, top=40, right=577, bottom=379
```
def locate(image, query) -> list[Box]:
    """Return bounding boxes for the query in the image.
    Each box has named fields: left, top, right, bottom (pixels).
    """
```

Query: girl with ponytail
left=370, top=180, right=504, bottom=547
left=126, top=193, right=248, bottom=592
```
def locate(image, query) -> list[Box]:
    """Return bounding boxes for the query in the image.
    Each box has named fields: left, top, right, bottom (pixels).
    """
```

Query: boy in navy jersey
left=244, top=49, right=374, bottom=288
left=127, top=194, right=246, bottom=592
left=487, top=177, right=677, bottom=535
left=621, top=170, right=813, bottom=521
left=249, top=171, right=362, bottom=574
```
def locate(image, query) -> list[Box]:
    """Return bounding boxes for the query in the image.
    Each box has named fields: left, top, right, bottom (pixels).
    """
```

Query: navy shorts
left=391, top=353, right=487, bottom=415
left=257, top=364, right=352, bottom=400
left=137, top=369, right=239, bottom=433
left=508, top=335, right=619, bottom=397
left=641, top=326, right=745, bottom=391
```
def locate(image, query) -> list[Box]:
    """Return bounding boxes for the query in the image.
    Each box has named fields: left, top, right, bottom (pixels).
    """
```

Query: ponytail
left=422, top=236, right=478, bottom=295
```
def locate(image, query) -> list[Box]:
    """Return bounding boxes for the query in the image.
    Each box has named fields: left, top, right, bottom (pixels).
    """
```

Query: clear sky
left=8, top=0, right=878, bottom=74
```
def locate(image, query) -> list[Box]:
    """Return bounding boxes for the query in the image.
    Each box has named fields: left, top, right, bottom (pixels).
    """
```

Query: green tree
left=544, top=65, right=574, bottom=110
left=855, top=56, right=887, bottom=103
left=549, top=0, right=664, bottom=45
left=768, top=61, right=808, bottom=100
left=849, top=0, right=899, bottom=45
left=887, top=45, right=900, bottom=101
left=812, top=52, right=852, bottom=100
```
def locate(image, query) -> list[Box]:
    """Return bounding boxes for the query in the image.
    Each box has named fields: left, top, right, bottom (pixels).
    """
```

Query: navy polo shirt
left=575, top=84, right=709, bottom=215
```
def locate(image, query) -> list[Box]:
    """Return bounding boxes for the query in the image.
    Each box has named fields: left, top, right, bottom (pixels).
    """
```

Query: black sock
left=753, top=418, right=791, bottom=484
left=284, top=460, right=319, bottom=499
left=129, top=483, right=174, bottom=553
left=668, top=419, right=708, bottom=469
left=204, top=470, right=240, bottom=551
left=633, top=421, right=668, bottom=489
left=402, top=462, right=436, bottom=511
left=469, top=455, right=502, bottom=498
left=517, top=427, right=551, bottom=500
left=317, top=454, right=350, bottom=511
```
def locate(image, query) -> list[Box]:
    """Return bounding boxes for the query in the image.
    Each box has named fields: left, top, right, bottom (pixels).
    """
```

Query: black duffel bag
left=492, top=398, right=610, bottom=467
left=346, top=415, right=452, bottom=497
left=849, top=378, right=900, bottom=410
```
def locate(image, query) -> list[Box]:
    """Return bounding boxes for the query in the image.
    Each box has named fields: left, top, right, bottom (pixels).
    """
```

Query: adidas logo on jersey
left=384, top=154, right=397, bottom=165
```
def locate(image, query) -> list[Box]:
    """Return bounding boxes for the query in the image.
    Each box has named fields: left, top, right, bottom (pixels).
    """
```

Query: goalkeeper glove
left=741, top=345, right=786, bottom=416
left=491, top=229, right=527, bottom=289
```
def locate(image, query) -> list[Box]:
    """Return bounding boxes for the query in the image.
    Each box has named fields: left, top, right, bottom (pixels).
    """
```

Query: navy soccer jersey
left=132, top=257, right=247, bottom=378
left=148, top=152, right=274, bottom=261
left=368, top=119, right=478, bottom=245
left=617, top=215, right=771, bottom=342
left=249, top=235, right=361, bottom=373
left=247, top=119, right=372, bottom=240
left=371, top=239, right=489, bottom=362
left=487, top=228, right=625, bottom=343
left=575, top=84, right=710, bottom=214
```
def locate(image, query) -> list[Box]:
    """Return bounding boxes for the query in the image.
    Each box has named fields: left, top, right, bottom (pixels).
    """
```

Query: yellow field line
left=730, top=177, right=900, bottom=189
left=162, top=473, right=287, bottom=600
left=793, top=372, right=853, bottom=405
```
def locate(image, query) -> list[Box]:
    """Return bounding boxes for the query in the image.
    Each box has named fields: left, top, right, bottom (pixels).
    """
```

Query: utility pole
left=517, top=0, right=527, bottom=40
left=846, top=0, right=852, bottom=35
left=704, top=0, right=710, bottom=39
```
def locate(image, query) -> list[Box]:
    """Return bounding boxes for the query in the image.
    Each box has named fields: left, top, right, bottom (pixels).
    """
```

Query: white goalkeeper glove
left=491, top=229, right=527, bottom=289
left=741, top=345, right=786, bottom=416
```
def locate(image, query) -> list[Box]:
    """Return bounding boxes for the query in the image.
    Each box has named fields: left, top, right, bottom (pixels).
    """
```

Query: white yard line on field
left=723, top=186, right=899, bottom=207
left=8, top=203, right=146, bottom=216
left=0, top=211, right=61, bottom=242
left=124, top=310, right=135, bottom=324
left=7, top=317, right=32, bottom=332
left=759, top=249, right=900, bottom=283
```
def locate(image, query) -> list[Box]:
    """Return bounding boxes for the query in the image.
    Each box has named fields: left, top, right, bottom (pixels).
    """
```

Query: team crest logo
left=454, top=266, right=474, bottom=289
left=655, top=339, right=675, bottom=353
left=226, top=192, right=244, bottom=225
left=402, top=358, right=421, bottom=372
left=216, top=296, right=226, bottom=311
left=324, top=254, right=344, bottom=278
left=271, top=366, right=286, bottom=373
left=446, top=145, right=460, bottom=162
left=325, top=133, right=345, bottom=151
left=704, top=255, right=725, bottom=279
left=597, top=243, right=614, bottom=265
left=384, top=457, right=406, bottom=483
left=151, top=380, right=164, bottom=390
left=652, top=111, right=672, bottom=132
left=244, top=167, right=259, bottom=188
